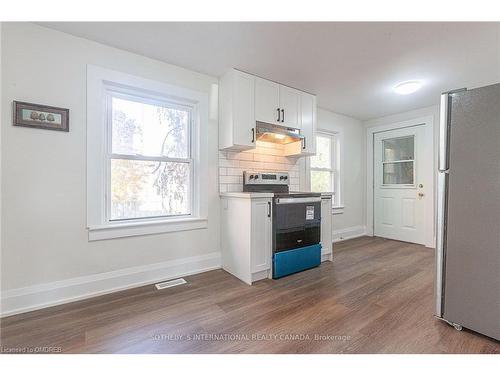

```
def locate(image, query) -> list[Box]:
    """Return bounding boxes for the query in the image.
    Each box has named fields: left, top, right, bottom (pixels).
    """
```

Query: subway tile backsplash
left=219, top=141, right=301, bottom=193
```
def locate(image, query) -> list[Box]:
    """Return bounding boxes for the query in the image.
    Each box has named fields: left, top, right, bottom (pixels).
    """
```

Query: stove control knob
left=283, top=176, right=288, bottom=180
left=249, top=174, right=254, bottom=179
left=254, top=175, right=259, bottom=180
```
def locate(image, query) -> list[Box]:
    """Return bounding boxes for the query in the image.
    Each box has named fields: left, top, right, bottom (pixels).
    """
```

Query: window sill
left=332, top=206, right=345, bottom=215
left=88, top=217, right=208, bottom=241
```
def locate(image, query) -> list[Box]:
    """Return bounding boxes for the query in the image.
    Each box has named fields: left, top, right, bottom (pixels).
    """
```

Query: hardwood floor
left=1, top=236, right=498, bottom=354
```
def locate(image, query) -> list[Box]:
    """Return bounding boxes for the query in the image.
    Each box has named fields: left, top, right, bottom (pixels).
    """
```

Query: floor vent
left=155, top=278, right=187, bottom=290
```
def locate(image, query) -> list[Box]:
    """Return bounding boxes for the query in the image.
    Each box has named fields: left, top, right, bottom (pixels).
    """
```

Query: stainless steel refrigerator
left=435, top=83, right=500, bottom=341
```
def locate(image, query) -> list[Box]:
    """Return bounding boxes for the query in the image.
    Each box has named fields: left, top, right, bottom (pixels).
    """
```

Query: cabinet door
left=320, top=198, right=333, bottom=259
left=255, top=77, right=280, bottom=125
left=232, top=71, right=256, bottom=148
left=300, top=92, right=317, bottom=155
left=251, top=199, right=272, bottom=273
left=279, top=85, right=301, bottom=129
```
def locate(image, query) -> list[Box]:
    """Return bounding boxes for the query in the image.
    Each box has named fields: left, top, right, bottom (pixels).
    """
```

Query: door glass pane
left=383, top=161, right=414, bottom=185
left=383, top=136, right=414, bottom=162
left=311, top=136, right=331, bottom=168
left=311, top=170, right=332, bottom=192
left=110, top=159, right=190, bottom=220
left=112, top=96, right=190, bottom=158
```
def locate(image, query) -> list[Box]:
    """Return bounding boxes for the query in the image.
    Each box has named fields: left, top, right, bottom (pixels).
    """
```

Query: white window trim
left=86, top=65, right=209, bottom=241
left=305, top=129, right=344, bottom=213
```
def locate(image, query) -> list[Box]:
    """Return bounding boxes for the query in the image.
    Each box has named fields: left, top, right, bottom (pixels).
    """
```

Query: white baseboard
left=333, top=225, right=366, bottom=243
left=1, top=252, right=221, bottom=317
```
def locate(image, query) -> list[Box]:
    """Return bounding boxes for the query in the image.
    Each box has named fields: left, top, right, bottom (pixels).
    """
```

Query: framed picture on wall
left=13, top=101, right=69, bottom=132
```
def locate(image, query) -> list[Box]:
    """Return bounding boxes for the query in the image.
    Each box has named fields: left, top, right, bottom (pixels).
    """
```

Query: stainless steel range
left=243, top=171, right=322, bottom=279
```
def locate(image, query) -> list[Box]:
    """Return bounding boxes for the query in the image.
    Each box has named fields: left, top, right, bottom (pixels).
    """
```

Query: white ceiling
left=41, top=22, right=500, bottom=120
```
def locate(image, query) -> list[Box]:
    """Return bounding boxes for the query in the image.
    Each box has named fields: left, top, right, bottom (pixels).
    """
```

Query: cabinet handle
left=251, top=127, right=255, bottom=143
left=281, top=109, right=284, bottom=122
left=267, top=201, right=271, bottom=217
left=302, top=137, right=306, bottom=150
left=277, top=108, right=281, bottom=122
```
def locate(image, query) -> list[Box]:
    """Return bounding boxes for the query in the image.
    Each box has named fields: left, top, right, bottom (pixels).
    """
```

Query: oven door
left=273, top=197, right=321, bottom=253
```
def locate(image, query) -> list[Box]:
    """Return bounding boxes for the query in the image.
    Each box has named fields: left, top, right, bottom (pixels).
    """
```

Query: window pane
left=311, top=170, right=333, bottom=192
left=311, top=136, right=331, bottom=169
left=111, top=159, right=190, bottom=220
left=383, top=161, right=414, bottom=184
left=112, top=96, right=189, bottom=158
left=383, top=136, right=414, bottom=162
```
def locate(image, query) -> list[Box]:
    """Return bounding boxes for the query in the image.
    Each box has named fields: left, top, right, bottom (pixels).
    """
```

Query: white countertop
left=220, top=192, right=274, bottom=199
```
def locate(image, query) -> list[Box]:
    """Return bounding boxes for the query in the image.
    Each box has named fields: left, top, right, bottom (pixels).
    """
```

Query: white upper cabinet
left=279, top=85, right=301, bottom=129
left=219, top=69, right=317, bottom=156
left=255, top=77, right=280, bottom=125
left=219, top=69, right=256, bottom=150
left=255, top=78, right=301, bottom=129
left=299, top=92, right=317, bottom=155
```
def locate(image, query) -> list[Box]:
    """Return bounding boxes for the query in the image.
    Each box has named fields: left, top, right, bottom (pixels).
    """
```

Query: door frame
left=366, top=115, right=435, bottom=248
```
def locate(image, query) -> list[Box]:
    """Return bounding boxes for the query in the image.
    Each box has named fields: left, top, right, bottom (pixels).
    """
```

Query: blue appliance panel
left=273, top=244, right=321, bottom=279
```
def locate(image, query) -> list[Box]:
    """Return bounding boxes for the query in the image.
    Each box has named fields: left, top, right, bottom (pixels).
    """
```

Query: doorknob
left=418, top=192, right=425, bottom=197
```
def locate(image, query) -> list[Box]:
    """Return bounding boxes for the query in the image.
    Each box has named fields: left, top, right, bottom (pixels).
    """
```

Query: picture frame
left=13, top=101, right=69, bottom=132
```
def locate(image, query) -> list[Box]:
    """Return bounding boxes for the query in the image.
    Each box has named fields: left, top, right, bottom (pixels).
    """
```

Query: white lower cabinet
left=250, top=199, right=272, bottom=274
left=320, top=196, right=333, bottom=261
left=221, top=195, right=272, bottom=285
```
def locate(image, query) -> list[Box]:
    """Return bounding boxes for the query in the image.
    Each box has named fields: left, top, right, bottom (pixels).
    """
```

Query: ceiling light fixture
left=394, top=81, right=422, bottom=95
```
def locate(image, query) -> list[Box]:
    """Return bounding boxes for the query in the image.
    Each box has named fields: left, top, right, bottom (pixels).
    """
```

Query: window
left=108, top=93, right=192, bottom=221
left=87, top=65, right=208, bottom=240
left=382, top=135, right=415, bottom=185
left=310, top=132, right=341, bottom=207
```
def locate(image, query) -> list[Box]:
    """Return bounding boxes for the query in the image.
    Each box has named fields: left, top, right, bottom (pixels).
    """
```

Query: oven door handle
left=275, top=197, right=322, bottom=204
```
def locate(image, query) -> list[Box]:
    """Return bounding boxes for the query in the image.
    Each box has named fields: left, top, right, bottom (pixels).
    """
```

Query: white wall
left=313, top=108, right=366, bottom=241
left=363, top=105, right=440, bottom=247
left=1, top=23, right=221, bottom=315
left=363, top=105, right=439, bottom=129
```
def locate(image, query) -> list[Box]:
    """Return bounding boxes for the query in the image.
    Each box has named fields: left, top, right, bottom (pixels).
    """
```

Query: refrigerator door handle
left=439, top=93, right=451, bottom=172
left=435, top=89, right=466, bottom=317
left=435, top=171, right=448, bottom=317
left=439, top=89, right=467, bottom=172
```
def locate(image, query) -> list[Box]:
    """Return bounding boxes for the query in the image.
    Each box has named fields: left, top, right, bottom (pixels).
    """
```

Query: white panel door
left=255, top=77, right=280, bottom=125
left=374, top=125, right=426, bottom=244
left=279, top=85, right=301, bottom=129
left=251, top=199, right=272, bottom=273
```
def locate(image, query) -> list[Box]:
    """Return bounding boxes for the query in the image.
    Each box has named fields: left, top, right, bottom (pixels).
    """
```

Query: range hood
left=255, top=122, right=304, bottom=145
